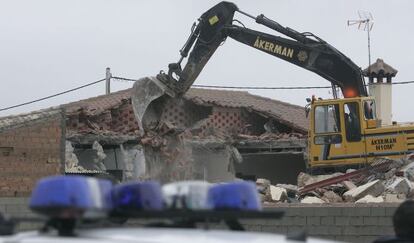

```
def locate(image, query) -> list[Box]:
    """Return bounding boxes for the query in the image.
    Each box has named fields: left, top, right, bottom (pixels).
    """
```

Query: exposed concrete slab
left=343, top=179, right=385, bottom=202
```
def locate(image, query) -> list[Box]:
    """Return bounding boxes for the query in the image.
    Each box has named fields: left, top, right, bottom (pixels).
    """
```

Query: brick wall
left=0, top=198, right=400, bottom=242
left=67, top=101, right=139, bottom=135
left=0, top=115, right=64, bottom=196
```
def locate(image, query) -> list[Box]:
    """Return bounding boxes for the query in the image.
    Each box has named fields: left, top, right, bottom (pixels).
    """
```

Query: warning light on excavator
left=343, top=88, right=357, bottom=98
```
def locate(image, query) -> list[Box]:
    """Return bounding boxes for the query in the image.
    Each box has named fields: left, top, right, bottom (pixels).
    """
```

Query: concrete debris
left=65, top=141, right=87, bottom=172
left=256, top=178, right=271, bottom=202
left=301, top=196, right=325, bottom=204
left=407, top=182, right=414, bottom=198
left=355, top=195, right=384, bottom=203
left=258, top=156, right=414, bottom=204
left=346, top=168, right=357, bottom=174
left=256, top=155, right=414, bottom=204
left=230, top=146, right=243, bottom=164
left=269, top=185, right=287, bottom=202
left=385, top=177, right=411, bottom=195
left=297, top=172, right=343, bottom=187
left=297, top=172, right=311, bottom=188
left=384, top=193, right=405, bottom=203
left=120, top=144, right=146, bottom=181
left=343, top=179, right=385, bottom=202
left=384, top=168, right=397, bottom=180
left=92, top=141, right=107, bottom=171
left=321, top=191, right=343, bottom=203
left=399, top=161, right=414, bottom=182
left=342, top=180, right=356, bottom=190
left=276, top=184, right=298, bottom=196
left=256, top=178, right=271, bottom=187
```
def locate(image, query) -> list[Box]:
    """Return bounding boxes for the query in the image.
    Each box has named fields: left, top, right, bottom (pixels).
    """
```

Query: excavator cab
left=308, top=97, right=383, bottom=170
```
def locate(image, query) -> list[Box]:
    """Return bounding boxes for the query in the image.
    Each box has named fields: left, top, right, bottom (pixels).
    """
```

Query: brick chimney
left=363, top=58, right=398, bottom=125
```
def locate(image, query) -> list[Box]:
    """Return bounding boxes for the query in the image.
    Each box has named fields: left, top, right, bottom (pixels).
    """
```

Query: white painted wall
left=369, top=83, right=392, bottom=125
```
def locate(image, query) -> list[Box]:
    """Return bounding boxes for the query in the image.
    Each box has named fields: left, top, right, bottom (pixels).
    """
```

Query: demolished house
left=0, top=87, right=307, bottom=195
left=64, top=88, right=308, bottom=184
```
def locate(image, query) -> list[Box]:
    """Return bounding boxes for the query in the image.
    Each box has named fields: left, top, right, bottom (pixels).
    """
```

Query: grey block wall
left=0, top=197, right=39, bottom=231
left=240, top=203, right=399, bottom=243
left=0, top=198, right=400, bottom=243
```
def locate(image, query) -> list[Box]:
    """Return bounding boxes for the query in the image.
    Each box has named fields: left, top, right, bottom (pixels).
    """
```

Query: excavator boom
left=132, top=1, right=367, bottom=133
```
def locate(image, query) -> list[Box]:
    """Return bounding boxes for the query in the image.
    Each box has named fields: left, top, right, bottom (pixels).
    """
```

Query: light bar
left=29, top=175, right=112, bottom=218
left=111, top=181, right=163, bottom=211
left=207, top=181, right=261, bottom=211
left=162, top=181, right=212, bottom=210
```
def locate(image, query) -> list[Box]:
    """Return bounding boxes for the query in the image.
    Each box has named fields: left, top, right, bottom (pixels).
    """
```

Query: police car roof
left=0, top=227, right=339, bottom=243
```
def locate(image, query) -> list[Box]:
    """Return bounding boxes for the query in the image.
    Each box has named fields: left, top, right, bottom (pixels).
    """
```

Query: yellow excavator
left=132, top=1, right=414, bottom=171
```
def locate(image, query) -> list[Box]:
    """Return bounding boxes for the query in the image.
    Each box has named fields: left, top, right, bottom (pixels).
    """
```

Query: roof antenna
left=347, top=11, right=374, bottom=67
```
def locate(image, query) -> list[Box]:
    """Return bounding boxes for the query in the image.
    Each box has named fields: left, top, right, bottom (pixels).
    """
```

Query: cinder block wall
left=0, top=115, right=64, bottom=196
left=241, top=203, right=398, bottom=243
left=0, top=198, right=399, bottom=243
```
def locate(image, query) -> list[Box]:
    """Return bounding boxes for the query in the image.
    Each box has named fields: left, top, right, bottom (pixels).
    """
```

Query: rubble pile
left=256, top=156, right=414, bottom=204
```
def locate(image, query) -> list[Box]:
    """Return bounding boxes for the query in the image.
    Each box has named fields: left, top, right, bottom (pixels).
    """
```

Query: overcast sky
left=1, top=0, right=413, bottom=121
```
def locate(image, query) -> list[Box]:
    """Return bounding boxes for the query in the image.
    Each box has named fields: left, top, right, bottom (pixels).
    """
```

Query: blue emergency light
left=111, top=181, right=164, bottom=211
left=29, top=175, right=113, bottom=218
left=207, top=181, right=261, bottom=211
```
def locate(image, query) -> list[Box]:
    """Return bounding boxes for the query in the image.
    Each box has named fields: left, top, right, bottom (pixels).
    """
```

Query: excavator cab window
left=314, top=104, right=342, bottom=145
left=315, top=104, right=341, bottom=134
left=344, top=102, right=361, bottom=142
left=364, top=100, right=376, bottom=120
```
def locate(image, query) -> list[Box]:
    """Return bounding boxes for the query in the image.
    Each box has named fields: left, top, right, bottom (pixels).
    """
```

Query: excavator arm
left=158, top=1, right=367, bottom=98
left=132, top=1, right=367, bottom=133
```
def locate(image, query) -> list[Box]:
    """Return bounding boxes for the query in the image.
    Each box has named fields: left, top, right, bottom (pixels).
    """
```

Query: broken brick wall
left=159, top=98, right=212, bottom=128
left=66, top=100, right=139, bottom=135
left=0, top=114, right=64, bottom=196
left=199, top=107, right=245, bottom=136
left=66, top=96, right=303, bottom=139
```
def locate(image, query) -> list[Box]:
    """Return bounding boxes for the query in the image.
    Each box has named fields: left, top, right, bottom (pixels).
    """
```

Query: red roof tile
left=63, top=87, right=308, bottom=132
left=63, top=89, right=131, bottom=116
left=186, top=88, right=308, bottom=132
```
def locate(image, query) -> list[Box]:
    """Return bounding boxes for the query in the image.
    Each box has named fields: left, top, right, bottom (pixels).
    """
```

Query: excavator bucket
left=131, top=77, right=176, bottom=135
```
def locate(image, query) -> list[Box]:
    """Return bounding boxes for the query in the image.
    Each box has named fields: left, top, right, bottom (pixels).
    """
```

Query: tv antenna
left=347, top=11, right=374, bottom=66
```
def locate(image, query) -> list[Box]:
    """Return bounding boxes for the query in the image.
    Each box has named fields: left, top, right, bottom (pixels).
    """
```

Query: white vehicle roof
left=0, top=227, right=340, bottom=243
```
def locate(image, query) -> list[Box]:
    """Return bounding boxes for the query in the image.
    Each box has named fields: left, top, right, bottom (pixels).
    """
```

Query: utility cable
left=0, top=78, right=105, bottom=112
left=2, top=76, right=413, bottom=112
left=112, top=76, right=414, bottom=90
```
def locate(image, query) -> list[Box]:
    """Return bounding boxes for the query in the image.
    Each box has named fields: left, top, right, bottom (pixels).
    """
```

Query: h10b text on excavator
left=131, top=1, right=414, bottom=171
